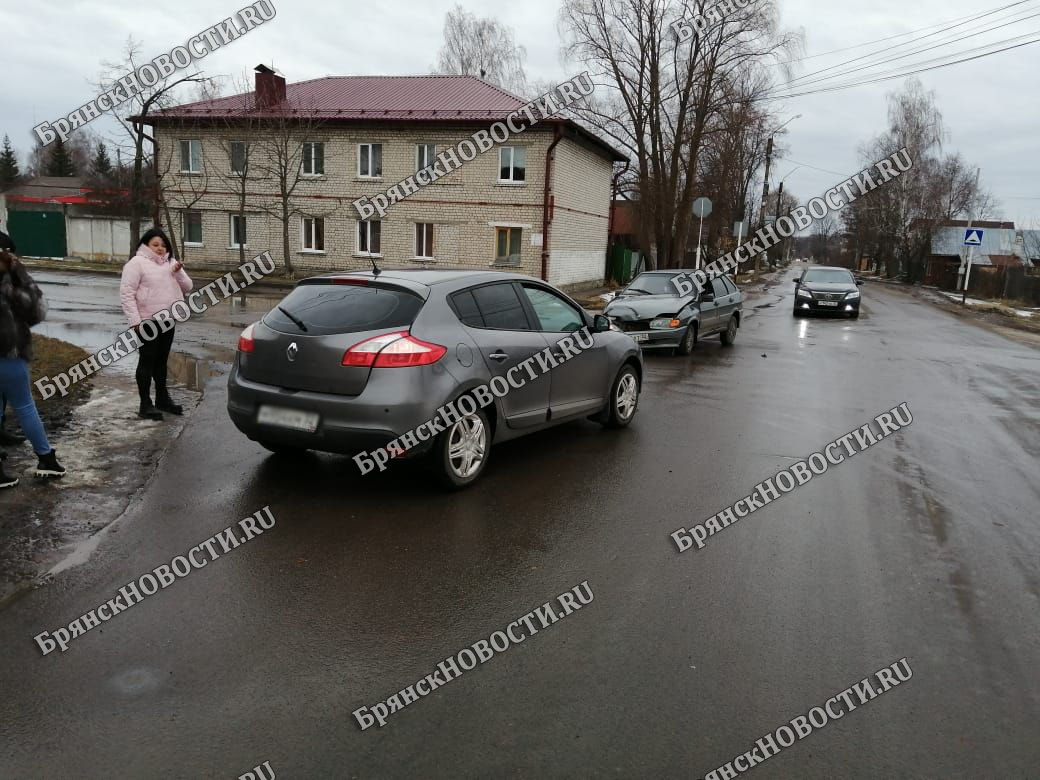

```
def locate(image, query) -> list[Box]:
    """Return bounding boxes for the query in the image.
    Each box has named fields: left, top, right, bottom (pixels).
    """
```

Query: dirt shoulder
left=0, top=338, right=201, bottom=605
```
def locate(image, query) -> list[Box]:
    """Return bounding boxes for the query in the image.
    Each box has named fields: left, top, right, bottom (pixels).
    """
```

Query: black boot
left=155, top=392, right=183, bottom=416
left=0, top=460, right=17, bottom=489
left=35, top=449, right=66, bottom=479
left=139, top=399, right=164, bottom=420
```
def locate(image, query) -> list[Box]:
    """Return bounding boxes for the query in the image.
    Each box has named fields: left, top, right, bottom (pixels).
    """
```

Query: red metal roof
left=151, top=75, right=528, bottom=121
left=143, top=74, right=627, bottom=162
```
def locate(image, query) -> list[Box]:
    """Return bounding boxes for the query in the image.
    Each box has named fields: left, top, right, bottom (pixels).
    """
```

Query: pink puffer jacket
left=120, top=245, right=194, bottom=327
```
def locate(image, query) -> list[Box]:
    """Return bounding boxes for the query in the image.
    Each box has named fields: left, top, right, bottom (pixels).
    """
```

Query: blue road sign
left=964, top=229, right=984, bottom=247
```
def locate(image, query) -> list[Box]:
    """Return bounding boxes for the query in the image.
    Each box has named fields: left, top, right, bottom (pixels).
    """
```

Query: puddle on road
left=167, top=351, right=223, bottom=392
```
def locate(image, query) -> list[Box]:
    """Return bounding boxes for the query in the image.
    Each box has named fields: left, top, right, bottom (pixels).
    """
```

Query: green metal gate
left=7, top=210, right=67, bottom=257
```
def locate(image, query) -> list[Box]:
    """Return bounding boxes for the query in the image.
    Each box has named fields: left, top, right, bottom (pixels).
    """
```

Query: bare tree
left=251, top=109, right=333, bottom=278
left=435, top=5, right=528, bottom=94
left=93, top=37, right=213, bottom=254
left=559, top=0, right=801, bottom=269
left=209, top=74, right=266, bottom=267
left=852, top=79, right=991, bottom=281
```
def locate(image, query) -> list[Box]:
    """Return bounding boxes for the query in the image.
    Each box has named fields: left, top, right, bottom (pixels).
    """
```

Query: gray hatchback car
left=228, top=269, right=643, bottom=488
left=604, top=270, right=743, bottom=355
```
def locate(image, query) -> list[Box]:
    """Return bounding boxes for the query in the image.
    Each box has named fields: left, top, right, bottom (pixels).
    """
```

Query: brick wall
left=546, top=137, right=613, bottom=289
left=154, top=122, right=610, bottom=284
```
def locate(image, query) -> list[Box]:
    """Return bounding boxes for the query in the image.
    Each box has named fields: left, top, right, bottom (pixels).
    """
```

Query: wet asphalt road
left=1, top=265, right=1038, bottom=778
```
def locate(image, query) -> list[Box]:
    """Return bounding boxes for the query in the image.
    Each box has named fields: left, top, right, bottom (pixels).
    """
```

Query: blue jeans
left=0, top=358, right=51, bottom=455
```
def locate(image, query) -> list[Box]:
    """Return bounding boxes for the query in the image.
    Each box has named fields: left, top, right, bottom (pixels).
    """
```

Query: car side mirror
left=700, top=290, right=714, bottom=303
left=592, top=314, right=611, bottom=333
left=855, top=278, right=864, bottom=286
left=794, top=280, right=800, bottom=287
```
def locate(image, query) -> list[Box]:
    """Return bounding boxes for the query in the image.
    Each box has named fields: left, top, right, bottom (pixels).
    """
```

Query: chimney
left=254, top=64, right=286, bottom=108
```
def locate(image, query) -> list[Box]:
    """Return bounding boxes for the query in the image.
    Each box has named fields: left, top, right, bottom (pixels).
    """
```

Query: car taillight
left=238, top=322, right=257, bottom=353
left=342, top=332, right=447, bottom=368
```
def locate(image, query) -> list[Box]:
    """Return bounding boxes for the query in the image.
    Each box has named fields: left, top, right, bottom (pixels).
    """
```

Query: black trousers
left=136, top=325, right=176, bottom=404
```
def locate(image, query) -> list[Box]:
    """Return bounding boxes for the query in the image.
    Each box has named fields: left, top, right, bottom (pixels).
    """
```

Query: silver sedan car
left=228, top=269, right=643, bottom=488
left=604, top=270, right=743, bottom=355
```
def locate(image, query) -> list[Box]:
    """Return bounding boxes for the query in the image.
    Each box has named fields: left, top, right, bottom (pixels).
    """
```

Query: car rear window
left=263, top=282, right=424, bottom=336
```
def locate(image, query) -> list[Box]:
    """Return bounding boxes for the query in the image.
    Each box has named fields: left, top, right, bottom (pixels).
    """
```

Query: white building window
left=415, top=223, right=434, bottom=259
left=302, top=216, right=325, bottom=252
left=179, top=139, right=202, bottom=174
left=416, top=143, right=436, bottom=172
left=229, top=214, right=247, bottom=248
left=358, top=220, right=382, bottom=256
left=183, top=210, right=202, bottom=245
left=358, top=143, right=382, bottom=178
left=229, top=141, right=247, bottom=174
left=499, top=146, right=526, bottom=183
left=302, top=142, right=324, bottom=176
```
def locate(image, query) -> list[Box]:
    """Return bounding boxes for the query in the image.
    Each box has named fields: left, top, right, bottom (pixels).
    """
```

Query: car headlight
left=845, top=290, right=860, bottom=300
left=651, top=318, right=683, bottom=330
left=796, top=287, right=813, bottom=298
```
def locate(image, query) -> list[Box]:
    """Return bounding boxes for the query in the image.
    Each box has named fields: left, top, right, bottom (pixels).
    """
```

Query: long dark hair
left=136, top=228, right=173, bottom=258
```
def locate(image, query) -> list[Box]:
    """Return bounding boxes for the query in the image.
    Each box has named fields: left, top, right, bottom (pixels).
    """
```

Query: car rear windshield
left=263, top=282, right=424, bottom=336
left=803, top=269, right=854, bottom=284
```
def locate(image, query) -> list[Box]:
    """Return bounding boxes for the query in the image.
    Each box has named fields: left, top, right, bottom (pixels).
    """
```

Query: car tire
left=431, top=406, right=490, bottom=489
left=850, top=310, right=860, bottom=319
left=600, top=365, right=640, bottom=428
left=720, top=316, right=738, bottom=346
left=256, top=440, right=306, bottom=456
left=676, top=324, right=697, bottom=356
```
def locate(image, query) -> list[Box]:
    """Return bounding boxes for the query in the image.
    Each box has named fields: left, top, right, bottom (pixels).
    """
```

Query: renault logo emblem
left=287, top=342, right=298, bottom=362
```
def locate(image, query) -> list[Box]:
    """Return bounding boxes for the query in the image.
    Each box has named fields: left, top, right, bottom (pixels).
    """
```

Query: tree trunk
left=281, top=200, right=294, bottom=277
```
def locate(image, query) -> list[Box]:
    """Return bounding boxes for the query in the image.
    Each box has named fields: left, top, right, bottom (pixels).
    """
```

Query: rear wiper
left=624, top=289, right=651, bottom=295
left=278, top=305, right=308, bottom=332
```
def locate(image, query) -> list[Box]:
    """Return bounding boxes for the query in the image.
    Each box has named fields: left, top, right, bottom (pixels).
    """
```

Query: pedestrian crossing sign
left=963, top=229, right=984, bottom=247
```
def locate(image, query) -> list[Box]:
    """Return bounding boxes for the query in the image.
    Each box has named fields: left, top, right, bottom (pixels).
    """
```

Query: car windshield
left=624, top=273, right=681, bottom=296
left=803, top=269, right=855, bottom=285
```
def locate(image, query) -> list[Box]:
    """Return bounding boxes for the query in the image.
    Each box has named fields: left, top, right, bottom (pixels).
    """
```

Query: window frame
left=494, top=226, right=523, bottom=266
left=229, top=213, right=248, bottom=249
left=229, top=141, right=247, bottom=175
left=358, top=143, right=383, bottom=179
left=301, top=216, right=325, bottom=253
left=302, top=141, right=325, bottom=177
left=357, top=219, right=382, bottom=257
left=416, top=143, right=436, bottom=173
left=182, top=209, right=203, bottom=246
left=414, top=223, right=435, bottom=259
left=179, top=139, right=202, bottom=174
left=498, top=146, right=526, bottom=183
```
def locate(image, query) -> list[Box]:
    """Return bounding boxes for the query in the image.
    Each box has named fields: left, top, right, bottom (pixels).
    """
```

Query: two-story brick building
left=142, top=66, right=625, bottom=289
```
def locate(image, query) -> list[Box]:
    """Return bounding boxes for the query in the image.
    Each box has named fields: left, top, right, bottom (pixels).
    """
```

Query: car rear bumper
left=227, top=359, right=450, bottom=457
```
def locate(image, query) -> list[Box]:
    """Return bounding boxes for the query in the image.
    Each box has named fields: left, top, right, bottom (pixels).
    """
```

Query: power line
left=784, top=7, right=1040, bottom=90
left=773, top=0, right=1035, bottom=65
left=767, top=35, right=1040, bottom=101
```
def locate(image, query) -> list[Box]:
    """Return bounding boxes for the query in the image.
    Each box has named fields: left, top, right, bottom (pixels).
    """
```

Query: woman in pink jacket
left=120, top=229, right=193, bottom=420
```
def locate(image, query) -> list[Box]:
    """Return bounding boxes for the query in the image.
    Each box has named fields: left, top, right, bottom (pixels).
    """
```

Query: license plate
left=631, top=333, right=649, bottom=343
left=257, top=405, right=320, bottom=432
left=818, top=301, right=839, bottom=307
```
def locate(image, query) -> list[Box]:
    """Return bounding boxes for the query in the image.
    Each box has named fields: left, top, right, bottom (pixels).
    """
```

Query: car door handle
left=489, top=351, right=509, bottom=362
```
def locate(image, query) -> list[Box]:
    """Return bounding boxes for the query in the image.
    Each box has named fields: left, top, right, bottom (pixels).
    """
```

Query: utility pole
left=757, top=136, right=774, bottom=276
left=961, top=167, right=982, bottom=305
left=774, top=180, right=784, bottom=268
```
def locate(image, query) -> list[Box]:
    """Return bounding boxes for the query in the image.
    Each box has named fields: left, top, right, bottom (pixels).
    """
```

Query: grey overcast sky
left=2, top=0, right=1038, bottom=225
